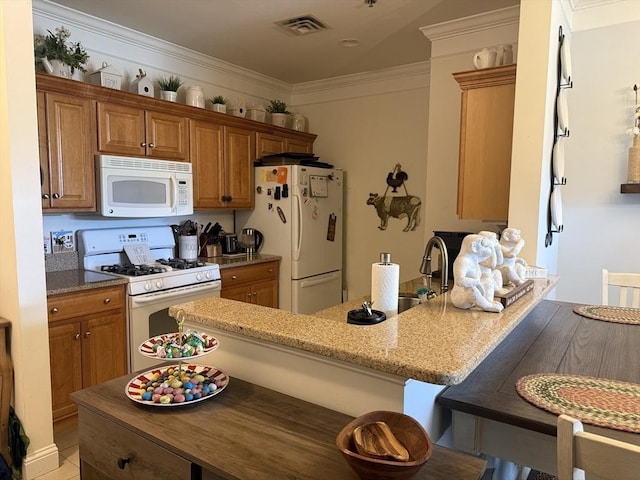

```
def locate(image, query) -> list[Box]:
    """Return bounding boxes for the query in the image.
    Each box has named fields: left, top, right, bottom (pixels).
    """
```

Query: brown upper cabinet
left=453, top=64, right=516, bottom=222
left=35, top=73, right=316, bottom=212
left=190, top=120, right=254, bottom=209
left=37, top=91, right=96, bottom=212
left=256, top=132, right=313, bottom=159
left=97, top=102, right=189, bottom=161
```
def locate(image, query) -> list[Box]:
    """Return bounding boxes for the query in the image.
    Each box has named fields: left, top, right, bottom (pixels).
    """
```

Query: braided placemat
left=573, top=305, right=640, bottom=325
left=516, top=373, right=640, bottom=433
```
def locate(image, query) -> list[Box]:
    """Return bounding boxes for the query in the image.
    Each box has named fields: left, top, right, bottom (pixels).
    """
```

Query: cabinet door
left=49, top=322, right=83, bottom=421
left=146, top=111, right=188, bottom=161
left=224, top=126, right=255, bottom=208
left=96, top=102, right=146, bottom=156
left=256, top=132, right=286, bottom=159
left=221, top=284, right=253, bottom=304
left=190, top=120, right=225, bottom=209
left=454, top=65, right=516, bottom=222
left=286, top=138, right=313, bottom=154
left=41, top=92, right=95, bottom=210
left=81, top=312, right=127, bottom=388
left=253, top=279, right=279, bottom=308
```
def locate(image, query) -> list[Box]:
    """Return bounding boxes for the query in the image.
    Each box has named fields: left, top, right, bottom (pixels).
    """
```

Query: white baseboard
left=21, top=443, right=59, bottom=480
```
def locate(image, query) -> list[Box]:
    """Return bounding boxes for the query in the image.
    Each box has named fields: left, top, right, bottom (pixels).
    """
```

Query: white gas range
left=78, top=226, right=222, bottom=372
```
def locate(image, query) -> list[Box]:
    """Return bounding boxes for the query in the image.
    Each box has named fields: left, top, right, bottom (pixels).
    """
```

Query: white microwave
left=96, top=155, right=193, bottom=217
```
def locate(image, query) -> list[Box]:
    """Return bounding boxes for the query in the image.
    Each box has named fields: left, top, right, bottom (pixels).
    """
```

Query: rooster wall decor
left=366, top=163, right=421, bottom=232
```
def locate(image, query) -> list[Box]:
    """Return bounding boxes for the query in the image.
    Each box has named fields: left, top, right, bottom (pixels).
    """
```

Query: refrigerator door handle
left=292, top=194, right=302, bottom=261
left=299, top=272, right=340, bottom=288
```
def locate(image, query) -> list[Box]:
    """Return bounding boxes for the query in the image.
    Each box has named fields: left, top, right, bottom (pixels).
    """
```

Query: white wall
left=293, top=65, right=430, bottom=299
left=1, top=1, right=58, bottom=478
left=556, top=17, right=640, bottom=303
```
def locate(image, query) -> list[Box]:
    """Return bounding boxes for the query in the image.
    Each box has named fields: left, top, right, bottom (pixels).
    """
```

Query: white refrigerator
left=237, top=164, right=343, bottom=314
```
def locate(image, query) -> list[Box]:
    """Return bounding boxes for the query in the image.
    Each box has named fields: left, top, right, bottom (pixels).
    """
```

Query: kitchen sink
left=398, top=295, right=420, bottom=313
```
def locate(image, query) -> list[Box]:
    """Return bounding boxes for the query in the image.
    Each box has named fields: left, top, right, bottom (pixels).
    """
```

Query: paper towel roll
left=371, top=262, right=399, bottom=317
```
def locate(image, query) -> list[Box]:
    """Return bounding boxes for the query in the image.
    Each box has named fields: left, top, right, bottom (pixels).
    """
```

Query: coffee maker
left=239, top=228, right=263, bottom=255
left=222, top=233, right=239, bottom=254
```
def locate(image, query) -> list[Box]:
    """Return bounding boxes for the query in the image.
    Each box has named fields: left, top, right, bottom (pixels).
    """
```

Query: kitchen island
left=168, top=276, right=558, bottom=441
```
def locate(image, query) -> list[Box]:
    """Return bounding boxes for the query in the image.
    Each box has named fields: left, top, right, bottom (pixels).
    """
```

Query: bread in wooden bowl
left=336, top=410, right=432, bottom=480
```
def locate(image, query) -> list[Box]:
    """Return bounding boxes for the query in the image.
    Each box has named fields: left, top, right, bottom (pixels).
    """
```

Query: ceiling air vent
left=276, top=15, right=328, bottom=36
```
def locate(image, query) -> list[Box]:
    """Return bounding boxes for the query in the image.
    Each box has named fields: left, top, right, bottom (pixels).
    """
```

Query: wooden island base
left=72, top=373, right=486, bottom=480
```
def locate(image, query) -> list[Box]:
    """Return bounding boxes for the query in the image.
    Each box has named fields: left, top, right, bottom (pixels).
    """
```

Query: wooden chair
left=557, top=414, right=640, bottom=480
left=601, top=269, right=640, bottom=307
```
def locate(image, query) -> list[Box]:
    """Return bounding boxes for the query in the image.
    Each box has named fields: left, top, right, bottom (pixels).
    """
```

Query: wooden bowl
left=336, top=410, right=432, bottom=480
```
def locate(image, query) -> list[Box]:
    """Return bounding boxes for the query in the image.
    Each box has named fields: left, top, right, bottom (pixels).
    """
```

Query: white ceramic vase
left=160, top=90, right=177, bottom=102
left=40, top=58, right=73, bottom=79
left=211, top=103, right=227, bottom=113
left=271, top=113, right=289, bottom=128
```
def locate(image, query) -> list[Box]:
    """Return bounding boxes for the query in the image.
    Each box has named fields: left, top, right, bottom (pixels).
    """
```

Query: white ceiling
left=48, top=0, right=519, bottom=84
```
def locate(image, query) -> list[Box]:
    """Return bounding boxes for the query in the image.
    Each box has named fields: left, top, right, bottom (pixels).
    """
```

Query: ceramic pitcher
left=473, top=48, right=497, bottom=69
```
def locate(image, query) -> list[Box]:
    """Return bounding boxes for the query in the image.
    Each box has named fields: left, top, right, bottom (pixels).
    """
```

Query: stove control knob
left=196, top=272, right=203, bottom=281
left=155, top=279, right=164, bottom=289
left=205, top=271, right=213, bottom=280
left=144, top=282, right=153, bottom=292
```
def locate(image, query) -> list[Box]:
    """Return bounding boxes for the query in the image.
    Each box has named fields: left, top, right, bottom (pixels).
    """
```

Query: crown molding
left=291, top=62, right=430, bottom=105
left=32, top=0, right=291, bottom=95
left=571, top=0, right=640, bottom=30
left=420, top=5, right=520, bottom=43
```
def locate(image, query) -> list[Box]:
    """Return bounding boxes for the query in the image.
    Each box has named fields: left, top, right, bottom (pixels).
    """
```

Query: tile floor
left=33, top=423, right=79, bottom=480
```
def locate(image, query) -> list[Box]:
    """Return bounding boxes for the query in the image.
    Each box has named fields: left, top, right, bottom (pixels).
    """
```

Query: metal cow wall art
left=366, top=163, right=421, bottom=232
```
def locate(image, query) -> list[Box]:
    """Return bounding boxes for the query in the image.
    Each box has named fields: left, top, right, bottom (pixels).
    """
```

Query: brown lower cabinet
left=220, top=261, right=279, bottom=308
left=48, top=285, right=127, bottom=423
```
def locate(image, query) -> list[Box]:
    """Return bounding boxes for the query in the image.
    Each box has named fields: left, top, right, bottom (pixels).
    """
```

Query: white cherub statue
left=497, top=227, right=527, bottom=287
left=478, top=230, right=507, bottom=296
left=450, top=234, right=504, bottom=313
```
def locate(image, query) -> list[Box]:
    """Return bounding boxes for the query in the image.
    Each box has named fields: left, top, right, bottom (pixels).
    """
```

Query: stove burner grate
left=101, top=263, right=168, bottom=276
left=156, top=258, right=206, bottom=270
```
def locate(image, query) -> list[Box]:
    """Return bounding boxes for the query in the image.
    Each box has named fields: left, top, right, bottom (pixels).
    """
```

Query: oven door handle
left=130, top=282, right=220, bottom=306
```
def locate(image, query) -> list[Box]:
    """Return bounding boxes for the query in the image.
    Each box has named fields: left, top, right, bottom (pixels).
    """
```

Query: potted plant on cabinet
left=209, top=95, right=228, bottom=113
left=157, top=75, right=183, bottom=102
left=266, top=99, right=291, bottom=127
left=33, top=26, right=89, bottom=79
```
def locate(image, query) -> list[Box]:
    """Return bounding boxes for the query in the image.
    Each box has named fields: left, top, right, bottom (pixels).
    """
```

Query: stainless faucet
left=419, top=236, right=449, bottom=296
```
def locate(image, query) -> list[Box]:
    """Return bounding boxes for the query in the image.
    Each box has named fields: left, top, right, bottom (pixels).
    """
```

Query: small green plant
left=266, top=99, right=291, bottom=115
left=210, top=95, right=228, bottom=105
left=157, top=75, right=183, bottom=92
left=33, top=26, right=89, bottom=73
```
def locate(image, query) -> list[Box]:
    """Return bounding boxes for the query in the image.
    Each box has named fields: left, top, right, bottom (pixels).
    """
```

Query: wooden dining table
left=437, top=300, right=640, bottom=479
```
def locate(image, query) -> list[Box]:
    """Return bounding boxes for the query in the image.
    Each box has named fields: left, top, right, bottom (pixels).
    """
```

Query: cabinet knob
left=140, top=142, right=146, bottom=147
left=42, top=193, right=50, bottom=200
left=52, top=193, right=60, bottom=199
left=268, top=269, right=273, bottom=273
left=231, top=275, right=237, bottom=280
left=117, top=457, right=130, bottom=470
left=50, top=307, right=58, bottom=314
left=148, top=143, right=155, bottom=148
left=74, top=333, right=80, bottom=340
left=104, top=298, right=111, bottom=304
left=84, top=331, right=91, bottom=338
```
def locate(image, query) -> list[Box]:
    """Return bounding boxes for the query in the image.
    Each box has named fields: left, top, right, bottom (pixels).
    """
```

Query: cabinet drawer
left=79, top=408, right=192, bottom=480
left=48, top=286, right=124, bottom=322
left=221, top=261, right=278, bottom=287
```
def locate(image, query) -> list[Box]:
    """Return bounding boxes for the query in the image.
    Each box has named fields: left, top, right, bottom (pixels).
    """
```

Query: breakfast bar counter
left=168, top=276, right=558, bottom=441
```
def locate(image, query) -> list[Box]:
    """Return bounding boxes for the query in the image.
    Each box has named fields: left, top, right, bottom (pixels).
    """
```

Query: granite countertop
left=45, top=254, right=281, bottom=296
left=46, top=270, right=129, bottom=296
left=206, top=253, right=281, bottom=269
left=169, top=276, right=559, bottom=386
